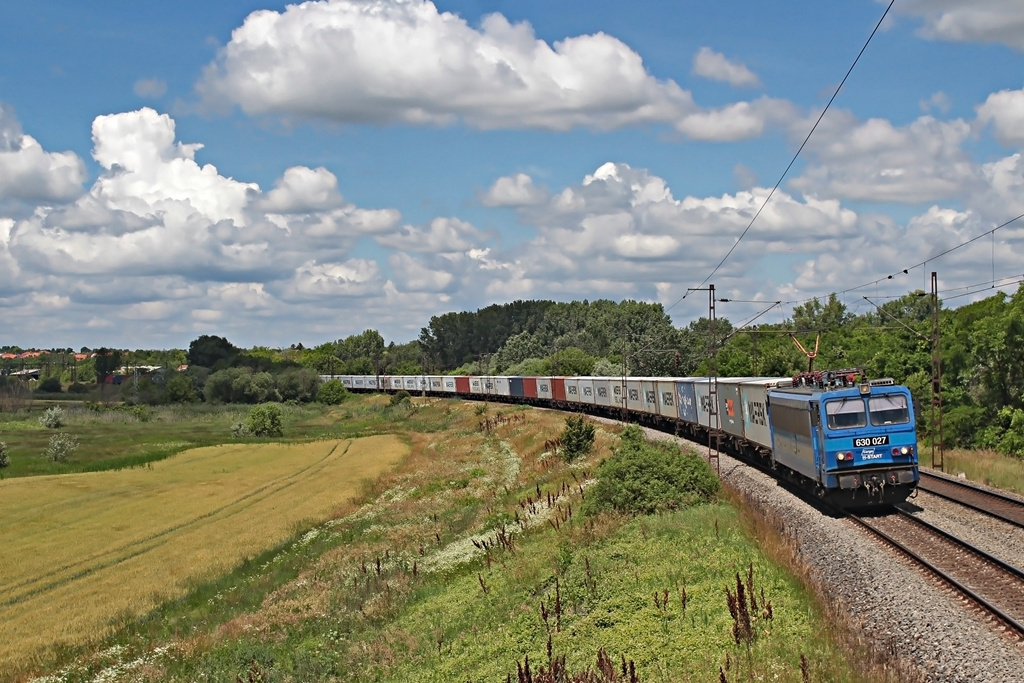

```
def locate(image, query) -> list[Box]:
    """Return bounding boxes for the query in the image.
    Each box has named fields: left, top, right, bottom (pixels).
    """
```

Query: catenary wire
left=664, top=0, right=897, bottom=316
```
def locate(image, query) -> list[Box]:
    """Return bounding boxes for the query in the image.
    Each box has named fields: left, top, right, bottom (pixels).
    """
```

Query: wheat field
left=0, top=435, right=408, bottom=671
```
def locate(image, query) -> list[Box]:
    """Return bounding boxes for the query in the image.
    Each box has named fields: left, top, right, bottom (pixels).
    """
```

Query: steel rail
left=918, top=471, right=1024, bottom=528
left=849, top=509, right=1024, bottom=639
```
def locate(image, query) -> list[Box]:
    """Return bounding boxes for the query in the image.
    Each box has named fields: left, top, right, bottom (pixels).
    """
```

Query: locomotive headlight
left=900, top=446, right=912, bottom=456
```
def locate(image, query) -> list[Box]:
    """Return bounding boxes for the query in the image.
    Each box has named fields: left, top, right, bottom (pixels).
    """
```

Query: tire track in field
left=0, top=439, right=352, bottom=609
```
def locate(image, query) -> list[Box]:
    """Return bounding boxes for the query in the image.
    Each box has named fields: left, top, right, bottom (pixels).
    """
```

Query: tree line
left=4, top=287, right=1023, bottom=457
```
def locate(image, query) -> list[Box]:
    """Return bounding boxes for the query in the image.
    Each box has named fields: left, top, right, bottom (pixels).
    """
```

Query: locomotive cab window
left=868, top=394, right=910, bottom=425
left=825, top=398, right=867, bottom=429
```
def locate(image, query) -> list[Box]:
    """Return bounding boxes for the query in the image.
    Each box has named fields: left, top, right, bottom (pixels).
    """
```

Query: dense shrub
left=113, top=404, right=151, bottom=422
left=39, top=406, right=64, bottom=429
left=390, top=390, right=411, bottom=406
left=204, top=368, right=284, bottom=404
left=67, top=382, right=90, bottom=394
left=37, top=377, right=62, bottom=393
left=230, top=421, right=251, bottom=438
left=277, top=367, right=321, bottom=402
left=583, top=425, right=719, bottom=516
left=246, top=404, right=283, bottom=437
left=0, top=441, right=8, bottom=468
left=317, top=379, right=348, bottom=405
left=164, top=373, right=199, bottom=404
left=43, top=432, right=79, bottom=462
left=559, top=414, right=596, bottom=462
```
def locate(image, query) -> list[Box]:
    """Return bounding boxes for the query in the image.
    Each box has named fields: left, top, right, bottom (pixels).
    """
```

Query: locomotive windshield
left=868, top=394, right=910, bottom=425
left=825, top=398, right=867, bottom=429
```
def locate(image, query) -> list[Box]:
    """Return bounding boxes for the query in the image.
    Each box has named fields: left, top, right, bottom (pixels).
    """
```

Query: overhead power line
left=666, top=0, right=897, bottom=316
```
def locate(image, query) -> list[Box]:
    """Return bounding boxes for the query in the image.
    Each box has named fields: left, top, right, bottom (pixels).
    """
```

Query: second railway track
left=918, top=471, right=1024, bottom=528
left=850, top=509, right=1024, bottom=639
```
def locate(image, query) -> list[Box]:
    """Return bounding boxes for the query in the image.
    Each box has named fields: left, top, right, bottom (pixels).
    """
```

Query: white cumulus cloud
left=692, top=47, right=761, bottom=88
left=789, top=111, right=978, bottom=203
left=196, top=0, right=701, bottom=132
left=0, top=104, right=86, bottom=202
left=977, top=87, right=1024, bottom=147
left=898, top=0, right=1024, bottom=51
left=481, top=173, right=548, bottom=207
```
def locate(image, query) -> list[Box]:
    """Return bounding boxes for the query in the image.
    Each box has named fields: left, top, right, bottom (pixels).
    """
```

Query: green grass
left=137, top=506, right=859, bottom=683
left=7, top=402, right=885, bottom=682
left=14, top=403, right=869, bottom=683
left=925, top=447, right=1024, bottom=497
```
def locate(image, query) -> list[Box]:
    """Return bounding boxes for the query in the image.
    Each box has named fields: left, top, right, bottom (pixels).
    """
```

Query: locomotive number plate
left=854, top=435, right=889, bottom=447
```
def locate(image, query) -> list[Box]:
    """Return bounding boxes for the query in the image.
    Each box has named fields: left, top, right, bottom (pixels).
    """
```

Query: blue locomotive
left=767, top=370, right=918, bottom=506
left=331, top=367, right=920, bottom=508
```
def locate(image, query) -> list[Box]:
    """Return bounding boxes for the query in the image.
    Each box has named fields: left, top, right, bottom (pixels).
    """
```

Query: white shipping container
left=655, top=379, right=677, bottom=418
left=692, top=379, right=714, bottom=429
left=492, top=376, right=511, bottom=397
left=563, top=377, right=582, bottom=404
left=442, top=376, right=457, bottom=392
left=593, top=378, right=612, bottom=407
left=641, top=379, right=659, bottom=416
left=537, top=377, right=553, bottom=400
left=577, top=377, right=596, bottom=405
left=610, top=379, right=626, bottom=408
left=469, top=376, right=484, bottom=394
left=740, top=379, right=785, bottom=449
left=625, top=379, right=644, bottom=413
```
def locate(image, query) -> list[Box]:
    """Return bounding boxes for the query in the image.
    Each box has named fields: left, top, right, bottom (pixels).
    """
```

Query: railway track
left=849, top=509, right=1024, bottom=639
left=918, top=471, right=1024, bottom=528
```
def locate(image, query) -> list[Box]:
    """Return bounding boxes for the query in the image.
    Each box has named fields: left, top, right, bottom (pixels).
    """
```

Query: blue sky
left=2, top=0, right=1023, bottom=350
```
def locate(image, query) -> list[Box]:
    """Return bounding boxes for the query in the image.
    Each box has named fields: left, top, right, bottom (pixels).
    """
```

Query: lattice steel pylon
left=708, top=285, right=720, bottom=474
left=930, top=271, right=944, bottom=472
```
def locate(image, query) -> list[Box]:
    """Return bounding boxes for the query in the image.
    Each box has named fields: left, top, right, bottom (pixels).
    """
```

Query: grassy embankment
left=6, top=396, right=878, bottom=683
left=923, top=447, right=1024, bottom=496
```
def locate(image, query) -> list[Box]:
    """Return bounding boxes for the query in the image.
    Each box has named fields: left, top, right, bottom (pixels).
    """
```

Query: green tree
left=548, top=347, right=596, bottom=376
left=37, top=377, right=62, bottom=393
left=93, top=348, right=122, bottom=385
left=187, top=335, right=239, bottom=369
left=43, top=433, right=79, bottom=462
left=246, top=404, right=283, bottom=437
left=164, top=373, right=199, bottom=404
left=559, top=415, right=596, bottom=462
left=789, top=293, right=851, bottom=333
left=317, top=379, right=348, bottom=405
left=276, top=367, right=321, bottom=402
left=492, top=332, right=545, bottom=372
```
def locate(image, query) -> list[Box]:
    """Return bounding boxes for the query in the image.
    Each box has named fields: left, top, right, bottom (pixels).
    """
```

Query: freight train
left=325, top=370, right=919, bottom=507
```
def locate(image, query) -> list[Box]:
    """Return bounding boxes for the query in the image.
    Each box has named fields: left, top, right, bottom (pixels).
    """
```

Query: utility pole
left=930, top=271, right=944, bottom=472
left=687, top=285, right=720, bottom=473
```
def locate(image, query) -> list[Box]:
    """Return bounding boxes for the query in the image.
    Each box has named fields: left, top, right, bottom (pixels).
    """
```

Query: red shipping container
left=455, top=376, right=470, bottom=393
left=552, top=377, right=567, bottom=402
left=523, top=377, right=538, bottom=398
